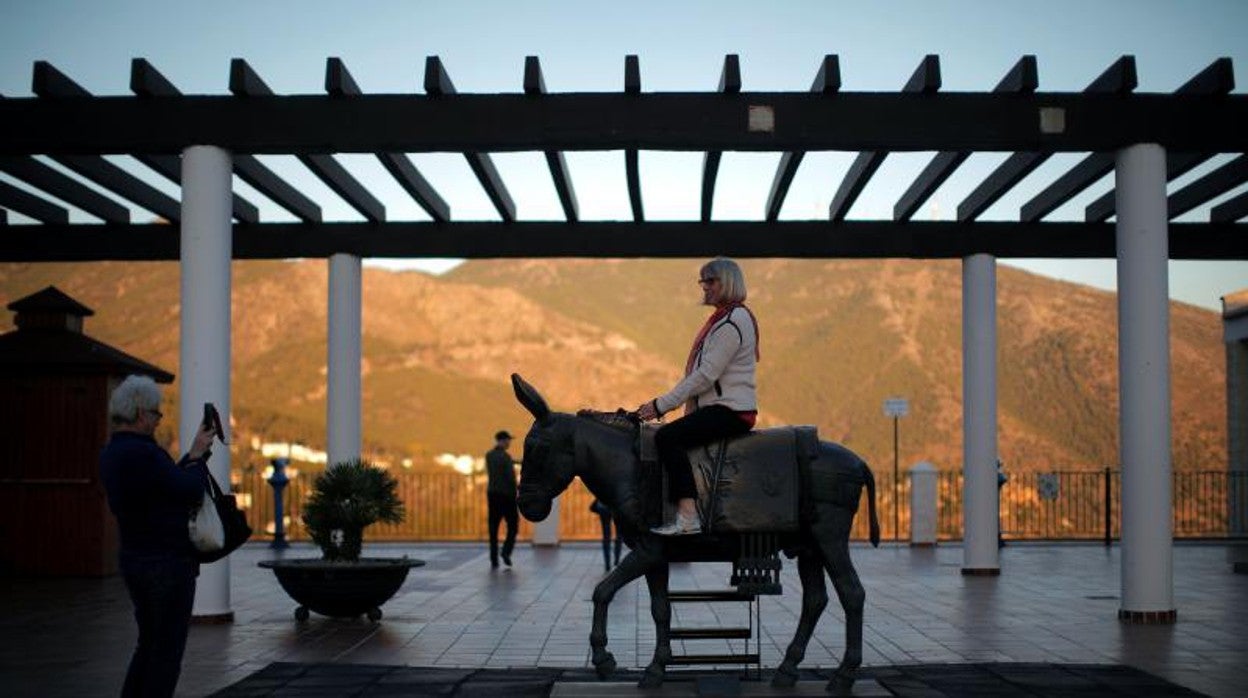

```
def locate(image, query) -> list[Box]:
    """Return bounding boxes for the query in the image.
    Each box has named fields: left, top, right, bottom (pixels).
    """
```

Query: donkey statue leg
left=638, top=562, right=673, bottom=688
left=589, top=549, right=650, bottom=679
left=811, top=506, right=868, bottom=695
left=771, top=553, right=829, bottom=688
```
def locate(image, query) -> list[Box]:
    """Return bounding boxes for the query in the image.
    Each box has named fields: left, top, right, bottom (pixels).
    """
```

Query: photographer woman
left=99, top=375, right=215, bottom=698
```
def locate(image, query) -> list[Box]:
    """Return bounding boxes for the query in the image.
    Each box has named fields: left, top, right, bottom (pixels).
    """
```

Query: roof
left=0, top=54, right=1243, bottom=262
left=7, top=285, right=94, bottom=316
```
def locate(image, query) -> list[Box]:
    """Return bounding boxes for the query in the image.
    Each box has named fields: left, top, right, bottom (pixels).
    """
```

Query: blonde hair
left=701, top=257, right=747, bottom=303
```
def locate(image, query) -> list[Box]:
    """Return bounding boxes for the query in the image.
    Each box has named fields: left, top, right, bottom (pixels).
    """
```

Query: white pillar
left=180, top=145, right=234, bottom=621
left=532, top=496, right=560, bottom=546
left=1116, top=143, right=1175, bottom=621
left=327, top=253, right=362, bottom=466
left=909, top=461, right=938, bottom=546
left=961, top=253, right=999, bottom=575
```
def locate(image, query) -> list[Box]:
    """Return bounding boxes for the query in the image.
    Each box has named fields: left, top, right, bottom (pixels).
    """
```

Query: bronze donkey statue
left=510, top=374, right=880, bottom=693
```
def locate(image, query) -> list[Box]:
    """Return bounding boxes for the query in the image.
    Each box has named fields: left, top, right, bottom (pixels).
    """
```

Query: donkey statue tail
left=863, top=463, right=881, bottom=547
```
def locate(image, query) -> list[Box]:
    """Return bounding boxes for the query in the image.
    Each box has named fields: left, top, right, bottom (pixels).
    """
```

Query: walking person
left=486, top=430, right=519, bottom=568
left=590, top=498, right=623, bottom=571
left=99, top=375, right=216, bottom=698
left=637, top=257, right=760, bottom=535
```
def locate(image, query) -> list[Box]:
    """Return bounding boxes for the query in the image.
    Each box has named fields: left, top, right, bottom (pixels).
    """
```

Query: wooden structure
left=0, top=286, right=172, bottom=576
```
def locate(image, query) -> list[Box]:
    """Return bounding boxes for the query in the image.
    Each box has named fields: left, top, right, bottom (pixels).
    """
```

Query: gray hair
left=701, top=257, right=747, bottom=304
left=109, top=375, right=162, bottom=425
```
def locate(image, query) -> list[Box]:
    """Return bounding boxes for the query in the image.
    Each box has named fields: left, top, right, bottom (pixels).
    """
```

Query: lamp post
left=268, top=456, right=290, bottom=549
left=884, top=397, right=909, bottom=542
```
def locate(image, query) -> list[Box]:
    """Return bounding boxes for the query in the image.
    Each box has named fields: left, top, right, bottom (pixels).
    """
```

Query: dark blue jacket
left=99, top=431, right=209, bottom=557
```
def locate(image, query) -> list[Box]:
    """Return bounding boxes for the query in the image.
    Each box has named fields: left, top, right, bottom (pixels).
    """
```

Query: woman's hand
left=188, top=422, right=215, bottom=461
left=636, top=400, right=659, bottom=422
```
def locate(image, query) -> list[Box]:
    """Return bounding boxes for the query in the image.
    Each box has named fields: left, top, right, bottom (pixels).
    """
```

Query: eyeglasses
left=698, top=277, right=718, bottom=286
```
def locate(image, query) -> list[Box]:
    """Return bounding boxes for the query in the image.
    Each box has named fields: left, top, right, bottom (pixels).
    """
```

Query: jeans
left=487, top=493, right=518, bottom=565
left=655, top=404, right=751, bottom=502
left=119, top=553, right=197, bottom=698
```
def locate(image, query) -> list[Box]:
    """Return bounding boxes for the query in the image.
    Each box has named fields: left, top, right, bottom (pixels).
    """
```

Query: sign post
left=883, top=397, right=909, bottom=541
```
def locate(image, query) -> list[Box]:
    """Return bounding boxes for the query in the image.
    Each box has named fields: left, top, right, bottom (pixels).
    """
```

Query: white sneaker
left=651, top=511, right=702, bottom=536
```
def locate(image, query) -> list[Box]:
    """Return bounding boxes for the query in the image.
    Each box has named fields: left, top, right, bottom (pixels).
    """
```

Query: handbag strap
left=203, top=469, right=226, bottom=498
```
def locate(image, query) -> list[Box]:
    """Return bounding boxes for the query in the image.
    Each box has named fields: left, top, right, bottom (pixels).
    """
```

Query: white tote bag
left=189, top=487, right=225, bottom=553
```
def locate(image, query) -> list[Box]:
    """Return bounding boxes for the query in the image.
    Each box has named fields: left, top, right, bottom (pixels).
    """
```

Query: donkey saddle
left=640, top=424, right=818, bottom=533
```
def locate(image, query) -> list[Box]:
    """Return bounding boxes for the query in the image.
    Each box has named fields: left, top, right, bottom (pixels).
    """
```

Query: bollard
left=268, top=457, right=290, bottom=549
left=909, top=461, right=938, bottom=546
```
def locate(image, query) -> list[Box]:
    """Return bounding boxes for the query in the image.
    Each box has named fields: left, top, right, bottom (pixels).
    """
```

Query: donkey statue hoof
left=593, top=654, right=617, bottom=679
left=771, top=664, right=800, bottom=688
left=826, top=670, right=855, bottom=695
left=638, top=664, right=666, bottom=689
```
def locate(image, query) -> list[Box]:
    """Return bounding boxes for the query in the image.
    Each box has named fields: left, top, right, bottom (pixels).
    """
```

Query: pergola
left=2, top=53, right=1244, bottom=623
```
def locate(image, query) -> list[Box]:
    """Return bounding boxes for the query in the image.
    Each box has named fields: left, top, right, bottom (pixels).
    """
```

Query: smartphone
left=203, top=402, right=228, bottom=444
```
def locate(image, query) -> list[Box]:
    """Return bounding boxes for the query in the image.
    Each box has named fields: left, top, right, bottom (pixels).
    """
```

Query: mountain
left=0, top=258, right=1227, bottom=472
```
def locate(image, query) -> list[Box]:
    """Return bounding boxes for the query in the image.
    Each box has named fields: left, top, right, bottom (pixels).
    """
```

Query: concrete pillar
left=327, top=253, right=362, bottom=467
left=532, top=497, right=560, bottom=546
left=1115, top=143, right=1176, bottom=621
left=1221, top=292, right=1248, bottom=572
left=961, top=253, right=999, bottom=575
left=180, top=145, right=234, bottom=622
left=909, top=461, right=938, bottom=546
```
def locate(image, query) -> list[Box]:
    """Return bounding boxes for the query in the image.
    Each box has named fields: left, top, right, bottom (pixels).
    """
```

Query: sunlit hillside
left=0, top=258, right=1227, bottom=472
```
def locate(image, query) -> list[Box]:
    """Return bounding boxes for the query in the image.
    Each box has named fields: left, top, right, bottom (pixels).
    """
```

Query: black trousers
left=120, top=552, right=197, bottom=698
left=655, top=404, right=751, bottom=502
left=487, top=492, right=518, bottom=564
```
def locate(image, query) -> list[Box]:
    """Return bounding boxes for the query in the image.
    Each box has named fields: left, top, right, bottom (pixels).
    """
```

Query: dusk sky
left=2, top=0, right=1244, bottom=310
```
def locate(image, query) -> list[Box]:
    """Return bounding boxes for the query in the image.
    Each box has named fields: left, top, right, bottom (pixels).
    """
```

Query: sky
left=1, top=0, right=1245, bottom=311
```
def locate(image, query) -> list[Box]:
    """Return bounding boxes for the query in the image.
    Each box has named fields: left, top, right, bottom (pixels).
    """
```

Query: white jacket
left=655, top=306, right=757, bottom=415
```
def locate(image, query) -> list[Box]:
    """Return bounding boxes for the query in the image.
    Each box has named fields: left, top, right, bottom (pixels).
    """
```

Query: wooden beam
left=625, top=55, right=643, bottom=223
left=1029, top=57, right=1234, bottom=223
left=231, top=58, right=385, bottom=223
left=1211, top=190, right=1248, bottom=223
left=831, top=55, right=939, bottom=221
left=701, top=55, right=740, bottom=222
left=328, top=57, right=448, bottom=222
left=424, top=56, right=514, bottom=222
left=54, top=154, right=180, bottom=222
left=959, top=56, right=1137, bottom=222
left=2, top=220, right=1242, bottom=262
left=0, top=179, right=68, bottom=224
left=4, top=90, right=1246, bottom=156
left=1167, top=154, right=1248, bottom=219
left=0, top=156, right=130, bottom=223
left=765, top=55, right=839, bottom=222
left=525, top=56, right=577, bottom=222
left=894, top=56, right=1037, bottom=222
left=40, top=59, right=257, bottom=224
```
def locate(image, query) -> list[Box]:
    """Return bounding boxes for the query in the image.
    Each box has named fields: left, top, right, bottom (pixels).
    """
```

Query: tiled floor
left=1, top=541, right=1243, bottom=697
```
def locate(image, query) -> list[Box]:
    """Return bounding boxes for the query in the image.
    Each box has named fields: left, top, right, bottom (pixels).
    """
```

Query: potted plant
left=259, top=459, right=425, bottom=621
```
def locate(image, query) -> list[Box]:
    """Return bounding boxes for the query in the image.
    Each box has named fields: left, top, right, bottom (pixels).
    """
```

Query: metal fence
left=233, top=467, right=1248, bottom=544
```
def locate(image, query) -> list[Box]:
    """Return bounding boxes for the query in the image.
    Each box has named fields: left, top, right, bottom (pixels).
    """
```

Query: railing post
left=1104, top=466, right=1112, bottom=547
left=268, top=457, right=290, bottom=549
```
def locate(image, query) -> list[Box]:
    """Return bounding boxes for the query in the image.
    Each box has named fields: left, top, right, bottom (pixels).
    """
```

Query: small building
left=0, top=286, right=173, bottom=576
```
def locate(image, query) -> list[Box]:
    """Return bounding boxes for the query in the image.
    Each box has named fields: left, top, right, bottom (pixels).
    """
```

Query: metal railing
left=233, top=465, right=1248, bottom=543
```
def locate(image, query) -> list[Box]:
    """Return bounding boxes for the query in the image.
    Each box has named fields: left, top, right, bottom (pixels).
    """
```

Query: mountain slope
left=1, top=258, right=1227, bottom=471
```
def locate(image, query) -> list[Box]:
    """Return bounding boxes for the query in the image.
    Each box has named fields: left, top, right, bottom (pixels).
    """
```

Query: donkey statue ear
left=511, top=373, right=551, bottom=422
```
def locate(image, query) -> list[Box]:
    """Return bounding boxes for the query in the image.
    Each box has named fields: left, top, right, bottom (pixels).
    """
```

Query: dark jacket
left=99, top=431, right=209, bottom=557
left=486, top=446, right=517, bottom=498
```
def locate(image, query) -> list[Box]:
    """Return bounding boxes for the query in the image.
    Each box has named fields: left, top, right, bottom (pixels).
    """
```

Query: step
left=668, top=590, right=755, bottom=603
left=666, top=653, right=760, bottom=666
left=670, top=627, right=751, bottom=640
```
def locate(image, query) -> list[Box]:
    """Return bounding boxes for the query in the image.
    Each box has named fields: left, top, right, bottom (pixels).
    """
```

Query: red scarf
left=683, top=304, right=761, bottom=419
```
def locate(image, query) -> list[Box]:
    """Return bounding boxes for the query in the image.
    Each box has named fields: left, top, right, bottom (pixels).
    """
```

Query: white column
left=180, top=145, right=234, bottom=621
left=961, top=253, right=999, bottom=574
left=909, top=461, right=938, bottom=546
left=327, top=253, right=362, bottom=466
left=532, top=496, right=561, bottom=546
left=1116, top=143, right=1175, bottom=621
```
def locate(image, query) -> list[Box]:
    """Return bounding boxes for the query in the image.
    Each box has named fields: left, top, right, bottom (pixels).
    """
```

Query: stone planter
left=258, top=557, right=425, bottom=621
